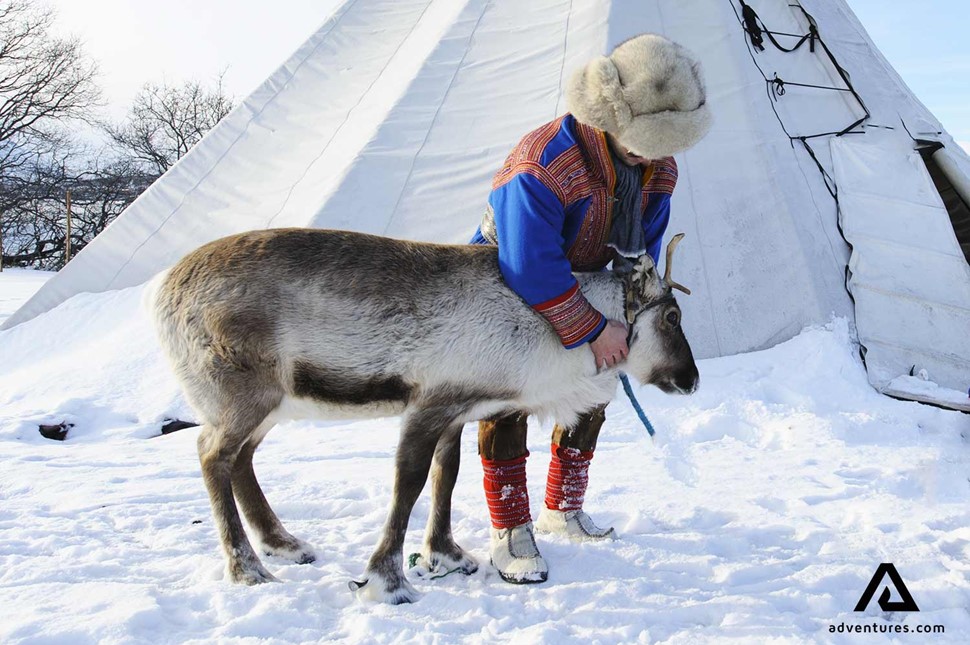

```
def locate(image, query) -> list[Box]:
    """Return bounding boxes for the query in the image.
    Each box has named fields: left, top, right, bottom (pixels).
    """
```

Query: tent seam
left=656, top=0, right=722, bottom=356
left=379, top=0, right=492, bottom=237
left=267, top=0, right=443, bottom=230
left=552, top=0, right=574, bottom=119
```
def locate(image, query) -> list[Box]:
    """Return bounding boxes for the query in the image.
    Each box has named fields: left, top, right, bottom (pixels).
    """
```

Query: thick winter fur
left=152, top=228, right=698, bottom=603
left=567, top=34, right=712, bottom=159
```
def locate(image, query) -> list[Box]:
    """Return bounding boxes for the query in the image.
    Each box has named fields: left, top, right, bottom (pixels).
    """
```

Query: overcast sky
left=47, top=0, right=341, bottom=120
left=46, top=0, right=969, bottom=149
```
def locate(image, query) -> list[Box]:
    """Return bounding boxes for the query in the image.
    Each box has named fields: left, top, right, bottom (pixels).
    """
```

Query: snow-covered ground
left=1, top=280, right=969, bottom=644
left=0, top=268, right=53, bottom=326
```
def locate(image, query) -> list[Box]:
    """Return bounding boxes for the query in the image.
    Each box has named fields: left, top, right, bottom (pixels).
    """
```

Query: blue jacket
left=471, top=114, right=677, bottom=347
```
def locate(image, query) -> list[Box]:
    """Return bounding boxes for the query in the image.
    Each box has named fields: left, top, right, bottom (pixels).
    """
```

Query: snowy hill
left=1, top=280, right=968, bottom=642
left=0, top=269, right=53, bottom=326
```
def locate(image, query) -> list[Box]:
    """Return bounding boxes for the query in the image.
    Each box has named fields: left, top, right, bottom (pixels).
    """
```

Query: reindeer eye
left=665, top=310, right=680, bottom=327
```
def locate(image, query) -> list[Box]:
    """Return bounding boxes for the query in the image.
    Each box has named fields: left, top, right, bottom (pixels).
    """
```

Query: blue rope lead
left=619, top=373, right=656, bottom=438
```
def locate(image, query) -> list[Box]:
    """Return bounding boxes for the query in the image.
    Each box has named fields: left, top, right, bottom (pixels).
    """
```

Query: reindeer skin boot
left=481, top=452, right=548, bottom=584
left=479, top=413, right=548, bottom=584
left=535, top=507, right=616, bottom=541
left=535, top=407, right=617, bottom=541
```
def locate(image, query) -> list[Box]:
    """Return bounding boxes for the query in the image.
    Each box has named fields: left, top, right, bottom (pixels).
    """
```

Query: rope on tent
left=730, top=0, right=872, bottom=145
left=740, top=0, right=818, bottom=53
left=727, top=0, right=893, bottom=375
left=726, top=1, right=883, bottom=225
left=769, top=74, right=855, bottom=101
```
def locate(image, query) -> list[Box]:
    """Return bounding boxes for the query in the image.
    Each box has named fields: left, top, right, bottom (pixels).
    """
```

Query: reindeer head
left=620, top=233, right=699, bottom=395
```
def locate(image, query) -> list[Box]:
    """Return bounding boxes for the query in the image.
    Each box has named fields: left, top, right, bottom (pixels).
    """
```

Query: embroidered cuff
left=533, top=283, right=606, bottom=349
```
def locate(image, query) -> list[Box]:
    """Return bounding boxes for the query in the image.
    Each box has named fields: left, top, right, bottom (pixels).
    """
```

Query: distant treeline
left=0, top=0, right=234, bottom=270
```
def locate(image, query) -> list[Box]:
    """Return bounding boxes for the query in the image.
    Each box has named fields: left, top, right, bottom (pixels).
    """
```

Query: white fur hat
left=566, top=34, right=712, bottom=159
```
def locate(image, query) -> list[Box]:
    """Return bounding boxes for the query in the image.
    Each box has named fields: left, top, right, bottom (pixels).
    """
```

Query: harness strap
left=625, top=290, right=675, bottom=332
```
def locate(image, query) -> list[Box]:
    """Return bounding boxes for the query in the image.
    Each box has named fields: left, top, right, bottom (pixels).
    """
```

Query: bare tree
left=0, top=2, right=233, bottom=270
left=0, top=151, right=72, bottom=267
left=0, top=0, right=100, bottom=269
left=1, top=154, right=153, bottom=269
left=107, top=76, right=234, bottom=176
left=0, top=0, right=100, bottom=179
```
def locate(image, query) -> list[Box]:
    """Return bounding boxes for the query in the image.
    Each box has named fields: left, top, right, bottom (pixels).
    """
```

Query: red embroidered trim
left=544, top=443, right=594, bottom=512
left=482, top=452, right=532, bottom=529
left=569, top=122, right=615, bottom=270
left=533, top=283, right=603, bottom=347
left=492, top=116, right=567, bottom=192
left=644, top=156, right=678, bottom=195
left=494, top=161, right=565, bottom=205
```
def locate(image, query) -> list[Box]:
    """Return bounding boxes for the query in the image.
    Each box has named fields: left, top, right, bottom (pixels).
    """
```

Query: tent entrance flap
left=831, top=132, right=970, bottom=410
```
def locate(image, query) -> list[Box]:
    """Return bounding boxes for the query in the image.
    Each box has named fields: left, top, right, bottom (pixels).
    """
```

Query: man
left=469, top=34, right=712, bottom=583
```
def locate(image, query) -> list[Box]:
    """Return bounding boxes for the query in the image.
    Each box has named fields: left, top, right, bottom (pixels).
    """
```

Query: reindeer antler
left=663, top=233, right=691, bottom=295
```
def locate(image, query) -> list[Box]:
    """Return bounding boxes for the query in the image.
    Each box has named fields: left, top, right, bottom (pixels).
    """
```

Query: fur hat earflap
left=567, top=34, right=712, bottom=159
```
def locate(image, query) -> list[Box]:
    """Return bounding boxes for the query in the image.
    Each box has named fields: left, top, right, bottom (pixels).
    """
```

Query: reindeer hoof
left=351, top=570, right=420, bottom=604
left=410, top=547, right=479, bottom=578
left=262, top=535, right=317, bottom=564
left=228, top=561, right=278, bottom=585
left=295, top=551, right=316, bottom=565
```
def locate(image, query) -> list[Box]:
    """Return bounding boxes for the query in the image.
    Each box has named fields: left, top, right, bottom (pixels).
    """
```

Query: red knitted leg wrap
left=482, top=452, right=531, bottom=529
left=544, top=443, right=594, bottom=512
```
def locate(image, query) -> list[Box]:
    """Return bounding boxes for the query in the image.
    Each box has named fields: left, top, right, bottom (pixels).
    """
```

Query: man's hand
left=589, top=319, right=629, bottom=371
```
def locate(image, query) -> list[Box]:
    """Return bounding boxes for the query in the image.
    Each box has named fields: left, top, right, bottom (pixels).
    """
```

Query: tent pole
left=65, top=190, right=72, bottom=265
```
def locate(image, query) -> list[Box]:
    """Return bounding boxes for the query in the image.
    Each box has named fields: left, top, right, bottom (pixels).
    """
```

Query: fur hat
left=566, top=34, right=712, bottom=159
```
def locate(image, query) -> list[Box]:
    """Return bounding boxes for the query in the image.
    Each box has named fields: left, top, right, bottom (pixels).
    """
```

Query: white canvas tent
left=5, top=0, right=969, bottom=410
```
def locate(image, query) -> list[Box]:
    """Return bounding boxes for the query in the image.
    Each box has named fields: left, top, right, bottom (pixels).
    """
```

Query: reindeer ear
left=630, top=255, right=657, bottom=297
left=623, top=255, right=657, bottom=324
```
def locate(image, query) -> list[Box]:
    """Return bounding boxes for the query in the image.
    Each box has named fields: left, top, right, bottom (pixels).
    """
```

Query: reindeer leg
left=414, top=424, right=478, bottom=577
left=232, top=427, right=317, bottom=565
left=198, top=421, right=277, bottom=585
left=197, top=373, right=284, bottom=585
left=352, top=400, right=456, bottom=604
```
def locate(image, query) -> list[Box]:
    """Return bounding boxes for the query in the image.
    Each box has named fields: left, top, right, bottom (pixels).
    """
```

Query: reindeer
left=150, top=228, right=698, bottom=604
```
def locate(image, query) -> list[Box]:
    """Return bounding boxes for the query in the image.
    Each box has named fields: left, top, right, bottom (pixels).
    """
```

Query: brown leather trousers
left=478, top=404, right=607, bottom=460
